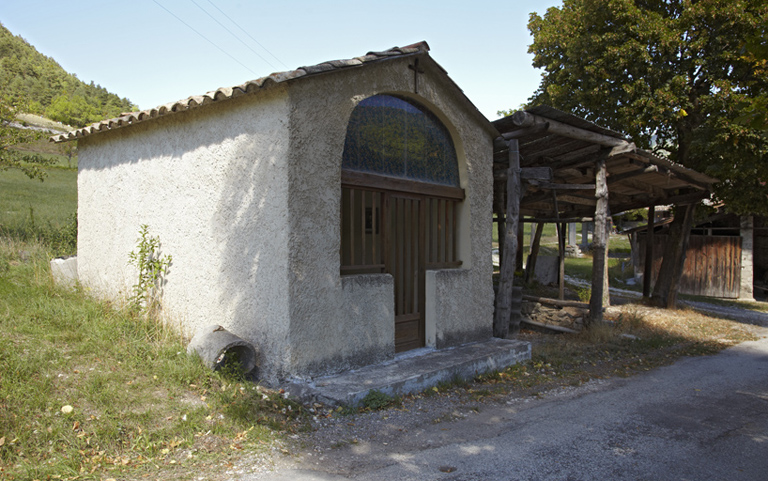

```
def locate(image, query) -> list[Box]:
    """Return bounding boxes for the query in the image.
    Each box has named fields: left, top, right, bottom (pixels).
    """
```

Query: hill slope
left=0, top=22, right=136, bottom=127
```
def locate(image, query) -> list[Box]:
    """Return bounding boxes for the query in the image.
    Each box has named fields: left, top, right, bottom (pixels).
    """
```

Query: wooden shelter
left=491, top=106, right=718, bottom=332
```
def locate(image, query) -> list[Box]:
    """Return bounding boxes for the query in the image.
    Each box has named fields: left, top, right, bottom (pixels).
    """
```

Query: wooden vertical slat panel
left=361, top=189, right=367, bottom=265
left=398, top=198, right=405, bottom=316
left=371, top=192, right=381, bottom=264
left=411, top=199, right=418, bottom=313
left=426, top=198, right=432, bottom=264
left=349, top=189, right=355, bottom=265
left=404, top=198, right=411, bottom=315
left=445, top=200, right=453, bottom=262
left=383, top=193, right=391, bottom=275
left=437, top=199, right=444, bottom=263
left=452, top=200, right=458, bottom=262
left=444, top=198, right=450, bottom=264
left=419, top=197, right=426, bottom=345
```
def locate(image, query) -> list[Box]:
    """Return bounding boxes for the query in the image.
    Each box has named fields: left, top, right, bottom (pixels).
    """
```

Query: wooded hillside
left=0, top=22, right=136, bottom=127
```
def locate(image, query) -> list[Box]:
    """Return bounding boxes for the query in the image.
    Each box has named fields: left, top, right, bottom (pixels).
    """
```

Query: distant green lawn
left=0, top=166, right=77, bottom=229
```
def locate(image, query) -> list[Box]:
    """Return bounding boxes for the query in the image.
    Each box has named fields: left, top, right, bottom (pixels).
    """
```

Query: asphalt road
left=248, top=329, right=768, bottom=481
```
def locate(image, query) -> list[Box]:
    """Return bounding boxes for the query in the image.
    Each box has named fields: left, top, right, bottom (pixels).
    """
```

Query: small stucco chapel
left=53, top=42, right=505, bottom=384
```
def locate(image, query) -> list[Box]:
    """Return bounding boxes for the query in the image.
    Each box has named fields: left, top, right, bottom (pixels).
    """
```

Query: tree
left=528, top=0, right=768, bottom=214
left=1, top=96, right=52, bottom=181
left=526, top=0, right=768, bottom=307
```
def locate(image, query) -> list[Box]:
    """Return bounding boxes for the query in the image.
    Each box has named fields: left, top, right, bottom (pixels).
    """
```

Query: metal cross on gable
left=408, top=58, right=424, bottom=94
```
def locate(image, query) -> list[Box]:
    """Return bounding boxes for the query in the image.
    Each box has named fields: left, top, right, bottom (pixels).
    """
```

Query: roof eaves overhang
left=51, top=41, right=498, bottom=143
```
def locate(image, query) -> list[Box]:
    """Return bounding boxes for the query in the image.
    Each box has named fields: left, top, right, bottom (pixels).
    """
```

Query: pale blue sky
left=1, top=0, right=562, bottom=119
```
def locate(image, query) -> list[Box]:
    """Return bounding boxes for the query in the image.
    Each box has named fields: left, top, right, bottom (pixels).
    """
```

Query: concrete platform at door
left=282, top=338, right=531, bottom=407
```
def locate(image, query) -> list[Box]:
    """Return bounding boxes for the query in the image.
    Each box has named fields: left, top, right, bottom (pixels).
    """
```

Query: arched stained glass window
left=342, top=95, right=459, bottom=187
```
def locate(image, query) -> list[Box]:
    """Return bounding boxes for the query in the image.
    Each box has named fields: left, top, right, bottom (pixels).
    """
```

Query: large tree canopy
left=528, top=0, right=768, bottom=215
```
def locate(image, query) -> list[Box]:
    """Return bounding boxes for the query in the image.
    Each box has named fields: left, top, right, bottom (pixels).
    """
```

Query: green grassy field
left=0, top=166, right=77, bottom=255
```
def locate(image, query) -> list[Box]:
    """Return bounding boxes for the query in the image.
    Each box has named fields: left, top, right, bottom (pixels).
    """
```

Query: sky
left=0, top=0, right=562, bottom=120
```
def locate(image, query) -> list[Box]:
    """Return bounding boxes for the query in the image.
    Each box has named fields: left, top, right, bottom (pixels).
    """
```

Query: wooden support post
left=588, top=154, right=609, bottom=326
left=603, top=207, right=611, bottom=307
left=525, top=222, right=544, bottom=283
left=494, top=181, right=506, bottom=265
left=643, top=205, right=655, bottom=298
left=557, top=222, right=566, bottom=300
left=494, top=140, right=521, bottom=338
left=517, top=220, right=525, bottom=275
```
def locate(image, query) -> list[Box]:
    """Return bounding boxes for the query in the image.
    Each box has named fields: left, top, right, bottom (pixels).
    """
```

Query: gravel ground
left=218, top=297, right=768, bottom=480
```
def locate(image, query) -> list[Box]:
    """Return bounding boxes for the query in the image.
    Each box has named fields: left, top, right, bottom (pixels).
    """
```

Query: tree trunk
left=651, top=203, right=696, bottom=308
left=494, top=140, right=521, bottom=338
left=588, top=155, right=609, bottom=326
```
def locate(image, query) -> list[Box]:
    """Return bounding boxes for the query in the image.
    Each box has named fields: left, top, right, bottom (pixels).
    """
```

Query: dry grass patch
left=471, top=302, right=760, bottom=399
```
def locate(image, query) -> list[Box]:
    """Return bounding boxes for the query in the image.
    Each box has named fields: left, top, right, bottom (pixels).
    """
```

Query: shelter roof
left=492, top=106, right=719, bottom=220
left=51, top=41, right=494, bottom=143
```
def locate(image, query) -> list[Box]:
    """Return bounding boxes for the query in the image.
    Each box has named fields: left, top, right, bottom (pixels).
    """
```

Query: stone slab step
left=282, top=338, right=531, bottom=407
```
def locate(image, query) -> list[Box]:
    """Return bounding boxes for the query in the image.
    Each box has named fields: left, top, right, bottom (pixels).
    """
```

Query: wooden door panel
left=391, top=195, right=424, bottom=352
left=341, top=184, right=461, bottom=353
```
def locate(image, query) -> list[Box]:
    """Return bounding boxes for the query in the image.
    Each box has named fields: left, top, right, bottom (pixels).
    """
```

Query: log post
left=643, top=205, right=655, bottom=298
left=494, top=140, right=521, bottom=337
left=494, top=180, right=506, bottom=266
left=588, top=154, right=609, bottom=326
left=557, top=222, right=566, bottom=300
left=603, top=208, right=611, bottom=307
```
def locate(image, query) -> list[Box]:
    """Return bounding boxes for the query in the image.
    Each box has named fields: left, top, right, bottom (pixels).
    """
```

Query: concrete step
left=282, top=338, right=531, bottom=407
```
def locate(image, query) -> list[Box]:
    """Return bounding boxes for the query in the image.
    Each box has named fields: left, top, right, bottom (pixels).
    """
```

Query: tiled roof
left=51, top=42, right=432, bottom=143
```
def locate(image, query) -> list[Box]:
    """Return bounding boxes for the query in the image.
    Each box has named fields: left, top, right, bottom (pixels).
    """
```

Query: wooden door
left=341, top=184, right=462, bottom=353
left=389, top=194, right=425, bottom=352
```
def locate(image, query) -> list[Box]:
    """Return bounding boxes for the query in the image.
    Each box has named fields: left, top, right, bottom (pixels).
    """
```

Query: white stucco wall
left=285, top=56, right=495, bottom=377
left=76, top=54, right=494, bottom=383
left=77, top=88, right=295, bottom=380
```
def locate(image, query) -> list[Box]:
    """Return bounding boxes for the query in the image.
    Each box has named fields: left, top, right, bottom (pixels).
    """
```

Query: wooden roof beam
left=624, top=153, right=712, bottom=191
left=502, top=111, right=630, bottom=149
left=522, top=216, right=594, bottom=223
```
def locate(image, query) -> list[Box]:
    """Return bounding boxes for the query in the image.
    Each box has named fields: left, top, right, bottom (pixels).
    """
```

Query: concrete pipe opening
left=187, top=325, right=258, bottom=376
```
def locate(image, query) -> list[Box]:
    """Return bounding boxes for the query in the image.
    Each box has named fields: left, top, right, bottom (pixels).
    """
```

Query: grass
left=564, top=255, right=637, bottom=287
left=0, top=167, right=77, bottom=255
left=0, top=238, right=306, bottom=480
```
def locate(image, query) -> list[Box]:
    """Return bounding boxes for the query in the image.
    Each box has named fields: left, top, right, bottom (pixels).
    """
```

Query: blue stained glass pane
left=342, top=95, right=460, bottom=186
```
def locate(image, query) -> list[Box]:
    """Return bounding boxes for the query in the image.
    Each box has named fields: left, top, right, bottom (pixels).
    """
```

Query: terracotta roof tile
left=50, top=42, right=431, bottom=143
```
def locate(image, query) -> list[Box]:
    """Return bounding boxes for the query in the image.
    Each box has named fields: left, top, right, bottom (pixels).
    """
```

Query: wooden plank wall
left=637, top=234, right=742, bottom=298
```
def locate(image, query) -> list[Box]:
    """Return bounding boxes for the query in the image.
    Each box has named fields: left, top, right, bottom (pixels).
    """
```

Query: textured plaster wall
left=77, top=55, right=494, bottom=383
left=77, top=88, right=295, bottom=381
left=285, top=56, right=495, bottom=378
